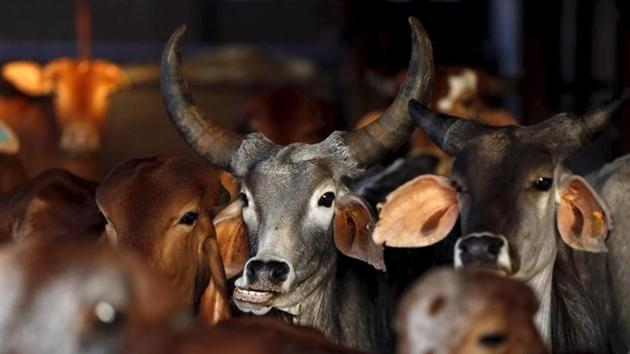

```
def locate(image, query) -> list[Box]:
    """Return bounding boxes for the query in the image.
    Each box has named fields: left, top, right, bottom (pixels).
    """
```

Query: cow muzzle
left=454, top=233, right=512, bottom=274
left=233, top=257, right=294, bottom=315
left=60, top=121, right=100, bottom=156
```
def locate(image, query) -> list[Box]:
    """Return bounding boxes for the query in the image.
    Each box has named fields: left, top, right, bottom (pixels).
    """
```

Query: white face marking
left=305, top=181, right=336, bottom=228
left=437, top=69, right=478, bottom=112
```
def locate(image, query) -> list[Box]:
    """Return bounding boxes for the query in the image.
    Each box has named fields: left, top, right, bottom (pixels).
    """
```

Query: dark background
left=0, top=0, right=628, bottom=173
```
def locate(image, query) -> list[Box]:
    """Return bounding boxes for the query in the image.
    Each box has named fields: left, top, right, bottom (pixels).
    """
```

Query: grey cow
left=160, top=17, right=434, bottom=353
left=373, top=93, right=630, bottom=353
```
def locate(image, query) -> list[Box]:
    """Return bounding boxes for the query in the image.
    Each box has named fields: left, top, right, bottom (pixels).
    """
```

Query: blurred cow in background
left=0, top=240, right=182, bottom=354
left=243, top=87, right=339, bottom=145
left=0, top=58, right=128, bottom=179
left=0, top=169, right=103, bottom=243
left=395, top=268, right=546, bottom=354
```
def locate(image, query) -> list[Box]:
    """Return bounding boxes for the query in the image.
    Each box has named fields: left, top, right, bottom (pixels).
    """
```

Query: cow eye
left=533, top=177, right=553, bottom=191
left=318, top=192, right=335, bottom=208
left=239, top=192, right=249, bottom=207
left=478, top=332, right=507, bottom=347
left=178, top=211, right=198, bottom=225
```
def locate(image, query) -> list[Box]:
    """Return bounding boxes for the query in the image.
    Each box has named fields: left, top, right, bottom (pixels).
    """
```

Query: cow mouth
left=232, top=287, right=278, bottom=315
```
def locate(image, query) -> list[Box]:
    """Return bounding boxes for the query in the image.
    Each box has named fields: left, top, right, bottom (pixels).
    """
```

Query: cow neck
left=281, top=262, right=342, bottom=344
left=527, top=258, right=554, bottom=347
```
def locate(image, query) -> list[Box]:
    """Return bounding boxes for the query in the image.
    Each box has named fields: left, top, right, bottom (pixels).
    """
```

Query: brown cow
left=243, top=87, right=339, bottom=145
left=96, top=156, right=238, bottom=325
left=0, top=240, right=183, bottom=354
left=128, top=317, right=366, bottom=354
left=0, top=120, right=26, bottom=193
left=395, top=268, right=547, bottom=354
left=0, top=169, right=104, bottom=243
left=1, top=58, right=128, bottom=178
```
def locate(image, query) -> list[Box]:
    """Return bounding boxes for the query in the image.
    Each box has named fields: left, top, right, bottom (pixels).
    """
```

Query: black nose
left=246, top=260, right=290, bottom=285
left=458, top=235, right=504, bottom=266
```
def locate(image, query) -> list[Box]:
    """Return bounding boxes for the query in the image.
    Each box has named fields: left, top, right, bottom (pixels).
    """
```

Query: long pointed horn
left=540, top=90, right=630, bottom=157
left=161, top=26, right=245, bottom=170
left=409, top=99, right=492, bottom=155
left=342, top=17, right=434, bottom=167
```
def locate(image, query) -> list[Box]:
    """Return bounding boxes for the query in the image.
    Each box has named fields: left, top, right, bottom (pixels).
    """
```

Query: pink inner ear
left=556, top=176, right=610, bottom=253
left=373, top=175, right=459, bottom=248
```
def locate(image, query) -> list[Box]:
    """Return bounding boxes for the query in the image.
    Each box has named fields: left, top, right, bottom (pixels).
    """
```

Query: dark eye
left=178, top=211, right=198, bottom=226
left=239, top=192, right=249, bottom=207
left=532, top=177, right=553, bottom=191
left=93, top=301, right=126, bottom=331
left=318, top=192, right=335, bottom=208
left=479, top=332, right=507, bottom=347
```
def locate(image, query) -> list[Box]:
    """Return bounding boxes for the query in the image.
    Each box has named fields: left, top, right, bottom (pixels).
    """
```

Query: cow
left=1, top=58, right=128, bottom=178
left=0, top=169, right=104, bottom=243
left=96, top=156, right=236, bottom=326
left=160, top=17, right=434, bottom=352
left=243, top=87, right=339, bottom=145
left=0, top=120, right=26, bottom=194
left=373, top=93, right=630, bottom=353
left=395, top=268, right=546, bottom=354
left=0, top=240, right=182, bottom=354
left=128, top=317, right=366, bottom=354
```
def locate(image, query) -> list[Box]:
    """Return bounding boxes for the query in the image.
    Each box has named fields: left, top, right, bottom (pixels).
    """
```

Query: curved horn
left=408, top=99, right=492, bottom=155
left=161, top=26, right=245, bottom=170
left=342, top=17, right=434, bottom=167
left=540, top=90, right=630, bottom=157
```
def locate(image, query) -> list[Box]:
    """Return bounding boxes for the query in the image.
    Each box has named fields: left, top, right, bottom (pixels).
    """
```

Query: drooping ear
left=213, top=199, right=249, bottom=278
left=334, top=193, right=385, bottom=271
left=198, top=226, right=230, bottom=326
left=219, top=171, right=240, bottom=201
left=2, top=61, right=53, bottom=96
left=556, top=175, right=611, bottom=252
left=373, top=175, right=458, bottom=247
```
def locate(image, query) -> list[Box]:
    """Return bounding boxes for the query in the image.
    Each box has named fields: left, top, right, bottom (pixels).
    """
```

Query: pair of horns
left=409, top=90, right=630, bottom=157
left=161, top=17, right=434, bottom=171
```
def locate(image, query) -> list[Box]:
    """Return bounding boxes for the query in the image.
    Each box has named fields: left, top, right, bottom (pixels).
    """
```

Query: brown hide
left=395, top=268, right=547, bottom=354
left=128, top=317, right=366, bottom=354
left=244, top=87, right=339, bottom=145
left=0, top=58, right=128, bottom=179
left=0, top=169, right=103, bottom=243
left=0, top=240, right=183, bottom=353
left=96, top=156, right=232, bottom=325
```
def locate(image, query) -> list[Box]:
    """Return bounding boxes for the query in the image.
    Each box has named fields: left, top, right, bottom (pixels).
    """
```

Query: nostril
left=246, top=260, right=264, bottom=281
left=268, top=261, right=290, bottom=283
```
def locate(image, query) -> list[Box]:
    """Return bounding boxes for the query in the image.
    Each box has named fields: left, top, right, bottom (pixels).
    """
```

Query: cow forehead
left=98, top=157, right=221, bottom=214
left=453, top=129, right=554, bottom=183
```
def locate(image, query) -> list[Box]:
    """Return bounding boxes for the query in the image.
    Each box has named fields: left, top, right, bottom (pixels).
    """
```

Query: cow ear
left=334, top=193, right=385, bottom=271
left=213, top=200, right=249, bottom=278
left=219, top=171, right=240, bottom=201
left=2, top=61, right=53, bottom=96
left=198, top=225, right=230, bottom=326
left=556, top=175, right=611, bottom=253
left=373, top=175, right=459, bottom=247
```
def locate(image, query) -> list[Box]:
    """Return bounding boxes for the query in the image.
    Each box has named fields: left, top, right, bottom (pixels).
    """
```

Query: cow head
left=2, top=58, right=128, bottom=155
left=0, top=241, right=181, bottom=354
left=395, top=268, right=546, bottom=354
left=160, top=18, right=433, bottom=315
left=374, top=93, right=629, bottom=281
left=96, top=156, right=233, bottom=324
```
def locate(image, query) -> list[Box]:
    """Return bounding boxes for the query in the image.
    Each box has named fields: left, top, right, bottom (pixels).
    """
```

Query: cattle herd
left=0, top=16, right=629, bottom=354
